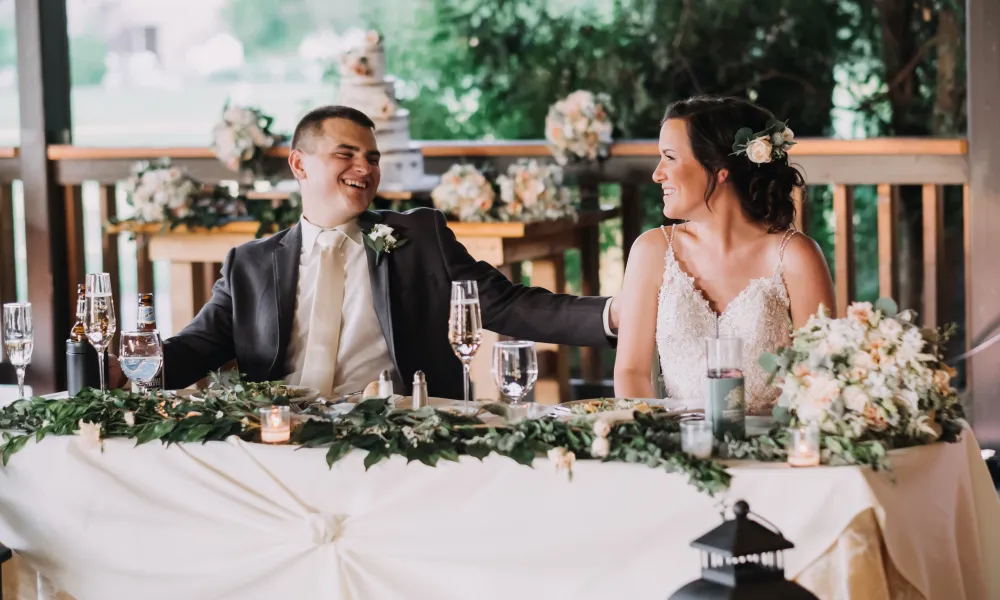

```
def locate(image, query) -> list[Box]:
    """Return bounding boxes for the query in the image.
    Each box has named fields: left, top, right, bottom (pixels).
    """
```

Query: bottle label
left=705, top=376, right=746, bottom=441
left=137, top=306, right=155, bottom=326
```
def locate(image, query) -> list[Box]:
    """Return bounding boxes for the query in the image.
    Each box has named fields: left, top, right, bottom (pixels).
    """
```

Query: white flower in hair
left=746, top=137, right=773, bottom=164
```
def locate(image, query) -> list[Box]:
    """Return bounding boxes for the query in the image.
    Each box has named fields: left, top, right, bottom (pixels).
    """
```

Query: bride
left=613, top=96, right=835, bottom=415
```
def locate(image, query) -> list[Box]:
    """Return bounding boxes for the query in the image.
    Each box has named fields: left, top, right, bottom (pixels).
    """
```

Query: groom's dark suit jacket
left=163, top=208, right=612, bottom=399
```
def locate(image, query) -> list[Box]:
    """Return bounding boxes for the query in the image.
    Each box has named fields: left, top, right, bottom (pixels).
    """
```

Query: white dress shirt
left=285, top=217, right=394, bottom=396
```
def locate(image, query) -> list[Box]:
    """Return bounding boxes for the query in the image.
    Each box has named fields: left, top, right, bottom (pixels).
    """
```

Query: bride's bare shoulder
left=782, top=231, right=829, bottom=275
left=624, top=227, right=670, bottom=272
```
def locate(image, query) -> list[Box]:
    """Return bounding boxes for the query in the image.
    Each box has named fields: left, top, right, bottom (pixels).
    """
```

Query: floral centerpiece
left=495, top=159, right=576, bottom=222
left=123, top=159, right=200, bottom=223
left=738, top=299, right=966, bottom=468
left=211, top=103, right=283, bottom=174
left=545, top=90, right=614, bottom=165
left=430, top=164, right=495, bottom=221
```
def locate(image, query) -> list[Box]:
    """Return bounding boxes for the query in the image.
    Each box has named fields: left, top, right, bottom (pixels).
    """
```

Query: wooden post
left=578, top=224, right=602, bottom=383
left=966, top=0, right=1000, bottom=444
left=620, top=182, right=641, bottom=265
left=530, top=255, right=570, bottom=404
left=64, top=185, right=86, bottom=299
left=921, top=184, right=944, bottom=328
left=833, top=185, right=855, bottom=316
left=99, top=185, right=122, bottom=314
left=15, top=0, right=73, bottom=393
left=877, top=184, right=899, bottom=301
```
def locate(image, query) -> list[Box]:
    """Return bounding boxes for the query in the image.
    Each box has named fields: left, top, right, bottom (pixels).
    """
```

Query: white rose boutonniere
left=363, top=223, right=408, bottom=265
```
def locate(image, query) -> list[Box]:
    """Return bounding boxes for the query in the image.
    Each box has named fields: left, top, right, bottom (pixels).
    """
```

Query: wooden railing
left=0, top=138, right=971, bottom=394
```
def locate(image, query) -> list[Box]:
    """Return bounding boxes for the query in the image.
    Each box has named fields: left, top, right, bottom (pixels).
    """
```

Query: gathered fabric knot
left=306, top=512, right=345, bottom=545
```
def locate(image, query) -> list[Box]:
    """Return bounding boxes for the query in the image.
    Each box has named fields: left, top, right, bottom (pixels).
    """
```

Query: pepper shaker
left=411, top=371, right=428, bottom=409
left=377, top=369, right=393, bottom=398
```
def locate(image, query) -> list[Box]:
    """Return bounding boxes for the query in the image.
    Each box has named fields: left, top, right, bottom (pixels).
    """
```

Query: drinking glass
left=448, top=280, right=482, bottom=414
left=85, top=273, right=117, bottom=393
left=119, top=331, right=163, bottom=395
left=492, top=340, right=538, bottom=420
left=3, top=303, right=33, bottom=399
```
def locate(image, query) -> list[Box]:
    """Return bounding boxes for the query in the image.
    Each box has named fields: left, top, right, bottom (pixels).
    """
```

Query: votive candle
left=680, top=419, right=714, bottom=459
left=259, top=406, right=291, bottom=444
left=787, top=423, right=820, bottom=467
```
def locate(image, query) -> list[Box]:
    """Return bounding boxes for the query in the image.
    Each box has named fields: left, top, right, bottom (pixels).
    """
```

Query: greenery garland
left=0, top=373, right=731, bottom=495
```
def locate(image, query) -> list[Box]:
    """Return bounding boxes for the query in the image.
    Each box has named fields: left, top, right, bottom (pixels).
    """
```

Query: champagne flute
left=85, top=273, right=117, bottom=393
left=492, top=340, right=538, bottom=421
left=3, top=303, right=33, bottom=399
left=448, top=280, right=482, bottom=414
left=119, top=331, right=163, bottom=396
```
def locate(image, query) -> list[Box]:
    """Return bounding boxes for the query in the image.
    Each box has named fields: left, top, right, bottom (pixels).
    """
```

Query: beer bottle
left=136, top=293, right=164, bottom=389
left=70, top=284, right=87, bottom=342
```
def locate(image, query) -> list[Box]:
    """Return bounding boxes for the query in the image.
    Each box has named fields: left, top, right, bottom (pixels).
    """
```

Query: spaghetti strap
left=659, top=224, right=677, bottom=250
left=772, top=229, right=797, bottom=280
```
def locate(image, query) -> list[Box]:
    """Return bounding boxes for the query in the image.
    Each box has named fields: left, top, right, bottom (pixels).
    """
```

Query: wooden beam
left=877, top=184, right=899, bottom=301
left=833, top=185, right=855, bottom=317
left=15, top=0, right=73, bottom=393
left=64, top=185, right=86, bottom=306
left=966, top=0, right=1000, bottom=445
left=136, top=236, right=155, bottom=297
left=578, top=224, right=602, bottom=382
left=921, top=185, right=944, bottom=328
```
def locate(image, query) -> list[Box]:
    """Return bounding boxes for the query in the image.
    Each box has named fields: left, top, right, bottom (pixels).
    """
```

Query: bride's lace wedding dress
left=654, top=225, right=795, bottom=415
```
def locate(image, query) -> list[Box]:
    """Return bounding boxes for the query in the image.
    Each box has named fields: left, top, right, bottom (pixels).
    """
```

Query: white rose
left=782, top=127, right=795, bottom=143
left=547, top=447, right=575, bottom=471
left=590, top=437, right=610, bottom=458
left=592, top=419, right=611, bottom=438
left=746, top=136, right=773, bottom=164
left=842, top=385, right=869, bottom=413
left=123, top=411, right=135, bottom=426
left=77, top=420, right=102, bottom=449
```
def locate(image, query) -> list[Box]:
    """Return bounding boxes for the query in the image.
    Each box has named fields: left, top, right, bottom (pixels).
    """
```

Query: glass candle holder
left=787, top=423, right=821, bottom=467
left=259, top=406, right=291, bottom=444
left=680, top=419, right=714, bottom=459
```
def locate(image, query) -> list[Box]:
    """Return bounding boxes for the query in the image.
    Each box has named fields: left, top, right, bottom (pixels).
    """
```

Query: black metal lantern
left=669, top=500, right=820, bottom=599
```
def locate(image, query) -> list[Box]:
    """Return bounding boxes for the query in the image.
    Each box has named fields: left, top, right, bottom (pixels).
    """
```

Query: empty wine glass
left=119, top=331, right=163, bottom=395
left=492, top=340, right=538, bottom=421
left=85, top=273, right=117, bottom=393
left=448, top=280, right=482, bottom=414
left=3, top=303, right=33, bottom=399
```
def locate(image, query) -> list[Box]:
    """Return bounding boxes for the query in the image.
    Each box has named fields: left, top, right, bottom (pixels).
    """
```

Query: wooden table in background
left=108, top=209, right=615, bottom=404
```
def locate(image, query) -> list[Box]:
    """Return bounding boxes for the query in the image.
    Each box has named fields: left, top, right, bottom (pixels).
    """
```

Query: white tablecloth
left=0, top=429, right=996, bottom=600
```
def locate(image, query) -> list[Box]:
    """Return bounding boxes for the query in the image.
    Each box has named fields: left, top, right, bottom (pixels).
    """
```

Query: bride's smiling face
left=652, top=118, right=711, bottom=220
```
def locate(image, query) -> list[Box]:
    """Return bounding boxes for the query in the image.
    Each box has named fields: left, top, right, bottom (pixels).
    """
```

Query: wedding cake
left=337, top=31, right=437, bottom=192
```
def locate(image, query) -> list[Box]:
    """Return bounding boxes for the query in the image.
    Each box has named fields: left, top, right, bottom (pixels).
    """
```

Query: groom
left=157, top=105, right=618, bottom=399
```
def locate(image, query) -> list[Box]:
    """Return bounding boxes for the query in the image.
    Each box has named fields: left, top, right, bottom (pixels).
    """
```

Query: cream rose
left=77, top=420, right=102, bottom=449
left=590, top=437, right=610, bottom=458
left=746, top=136, right=773, bottom=164
left=842, top=385, right=869, bottom=413
left=123, top=411, right=135, bottom=426
left=592, top=419, right=611, bottom=438
left=782, top=127, right=795, bottom=143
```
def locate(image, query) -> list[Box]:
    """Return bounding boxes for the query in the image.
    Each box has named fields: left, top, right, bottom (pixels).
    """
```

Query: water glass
left=119, top=331, right=163, bottom=395
left=2, top=303, right=33, bottom=399
left=85, top=273, right=117, bottom=393
left=680, top=419, right=714, bottom=459
left=492, top=340, right=538, bottom=420
left=448, top=280, right=482, bottom=413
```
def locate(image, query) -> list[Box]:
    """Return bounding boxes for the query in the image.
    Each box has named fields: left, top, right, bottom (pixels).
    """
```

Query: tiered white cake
left=337, top=31, right=437, bottom=192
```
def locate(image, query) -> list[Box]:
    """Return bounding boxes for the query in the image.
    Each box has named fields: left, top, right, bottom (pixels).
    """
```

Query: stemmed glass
left=492, top=340, right=538, bottom=421
left=119, top=331, right=163, bottom=395
left=85, top=273, right=117, bottom=393
left=448, top=280, right=483, bottom=414
left=3, top=303, right=33, bottom=399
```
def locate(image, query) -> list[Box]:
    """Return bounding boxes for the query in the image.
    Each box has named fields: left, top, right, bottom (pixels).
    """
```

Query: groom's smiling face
left=290, top=117, right=382, bottom=226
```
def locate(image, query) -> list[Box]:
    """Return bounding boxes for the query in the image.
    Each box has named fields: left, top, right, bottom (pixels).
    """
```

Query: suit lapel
left=269, top=224, right=302, bottom=378
left=359, top=211, right=404, bottom=390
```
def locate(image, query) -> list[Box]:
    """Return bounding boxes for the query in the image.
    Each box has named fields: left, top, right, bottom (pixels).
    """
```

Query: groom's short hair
left=292, top=105, right=376, bottom=151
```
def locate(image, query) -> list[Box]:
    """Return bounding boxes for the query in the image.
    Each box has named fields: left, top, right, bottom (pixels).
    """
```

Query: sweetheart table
left=0, top=421, right=996, bottom=600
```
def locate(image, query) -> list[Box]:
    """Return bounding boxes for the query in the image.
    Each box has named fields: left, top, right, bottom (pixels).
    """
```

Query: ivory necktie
left=299, top=229, right=347, bottom=396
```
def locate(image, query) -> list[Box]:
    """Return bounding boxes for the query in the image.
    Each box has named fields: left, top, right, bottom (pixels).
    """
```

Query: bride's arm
left=614, top=230, right=667, bottom=398
left=783, top=233, right=837, bottom=327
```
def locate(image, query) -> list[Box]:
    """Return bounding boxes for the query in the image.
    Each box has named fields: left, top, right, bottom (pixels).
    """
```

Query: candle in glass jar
left=680, top=419, right=714, bottom=459
left=259, top=406, right=290, bottom=444
left=787, top=423, right=820, bottom=467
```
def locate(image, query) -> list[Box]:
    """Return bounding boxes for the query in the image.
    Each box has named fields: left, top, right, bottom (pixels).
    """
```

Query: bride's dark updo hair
left=663, top=96, right=805, bottom=231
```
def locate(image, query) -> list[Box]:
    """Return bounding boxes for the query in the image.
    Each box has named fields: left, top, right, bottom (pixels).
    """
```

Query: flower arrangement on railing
left=210, top=103, right=284, bottom=176
left=495, top=159, right=576, bottom=221
left=545, top=90, right=614, bottom=165
left=430, top=164, right=495, bottom=221
left=730, top=298, right=966, bottom=469
left=115, top=159, right=245, bottom=232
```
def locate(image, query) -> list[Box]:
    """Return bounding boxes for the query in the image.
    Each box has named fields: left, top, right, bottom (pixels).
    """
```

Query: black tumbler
left=66, top=339, right=104, bottom=396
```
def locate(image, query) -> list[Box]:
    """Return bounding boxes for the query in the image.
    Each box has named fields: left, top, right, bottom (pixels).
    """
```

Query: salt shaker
left=377, top=369, right=393, bottom=398
left=411, top=371, right=428, bottom=409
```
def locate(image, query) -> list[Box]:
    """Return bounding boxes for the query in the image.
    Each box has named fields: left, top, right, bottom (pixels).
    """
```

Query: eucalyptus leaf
left=874, top=297, right=899, bottom=317
left=758, top=352, right=779, bottom=374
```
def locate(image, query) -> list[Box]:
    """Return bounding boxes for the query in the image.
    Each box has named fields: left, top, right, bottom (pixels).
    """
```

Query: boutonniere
left=363, top=223, right=408, bottom=265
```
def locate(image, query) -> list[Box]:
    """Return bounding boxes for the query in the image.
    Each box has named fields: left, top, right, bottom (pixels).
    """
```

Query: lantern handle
left=734, top=500, right=791, bottom=542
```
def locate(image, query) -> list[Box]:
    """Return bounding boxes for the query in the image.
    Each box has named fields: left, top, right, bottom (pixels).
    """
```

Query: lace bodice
left=654, top=226, right=794, bottom=415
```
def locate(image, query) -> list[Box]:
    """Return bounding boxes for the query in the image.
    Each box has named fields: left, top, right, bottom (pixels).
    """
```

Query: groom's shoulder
left=229, top=225, right=294, bottom=260
left=376, top=206, right=446, bottom=226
